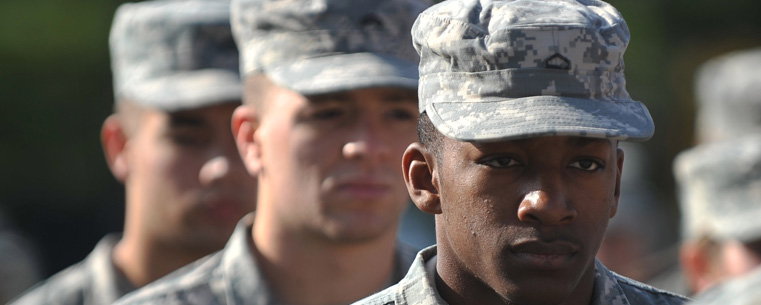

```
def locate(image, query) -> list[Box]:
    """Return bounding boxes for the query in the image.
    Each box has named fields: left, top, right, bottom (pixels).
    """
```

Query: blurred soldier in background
left=113, top=0, right=429, bottom=304
left=675, top=136, right=761, bottom=296
left=671, top=47, right=761, bottom=299
left=11, top=0, right=257, bottom=304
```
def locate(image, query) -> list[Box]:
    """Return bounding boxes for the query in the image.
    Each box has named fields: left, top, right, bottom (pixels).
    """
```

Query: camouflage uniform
left=10, top=235, right=135, bottom=305
left=113, top=214, right=418, bottom=305
left=356, top=246, right=688, bottom=305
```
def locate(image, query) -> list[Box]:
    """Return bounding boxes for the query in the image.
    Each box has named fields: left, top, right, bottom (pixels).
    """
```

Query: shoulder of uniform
left=9, top=261, right=90, bottom=305
left=612, top=272, right=691, bottom=305
left=113, top=253, right=225, bottom=305
left=352, top=284, right=398, bottom=305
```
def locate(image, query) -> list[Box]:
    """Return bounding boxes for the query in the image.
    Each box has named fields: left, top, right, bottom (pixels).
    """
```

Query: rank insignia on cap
left=545, top=53, right=571, bottom=70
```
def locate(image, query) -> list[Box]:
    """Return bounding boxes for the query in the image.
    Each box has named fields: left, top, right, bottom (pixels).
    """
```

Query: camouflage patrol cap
left=674, top=135, right=761, bottom=242
left=110, top=0, right=241, bottom=111
left=231, top=0, right=430, bottom=95
left=695, top=47, right=761, bottom=143
left=412, top=0, right=654, bottom=142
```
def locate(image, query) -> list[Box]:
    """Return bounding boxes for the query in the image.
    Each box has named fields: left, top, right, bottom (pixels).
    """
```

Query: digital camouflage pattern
left=354, top=246, right=688, bottom=305
left=412, top=0, right=654, bottom=142
left=110, top=0, right=241, bottom=111
left=690, top=266, right=761, bottom=305
left=674, top=135, right=761, bottom=243
left=230, top=0, right=430, bottom=95
left=694, top=47, right=761, bottom=143
left=10, top=235, right=135, bottom=305
left=112, top=214, right=419, bottom=305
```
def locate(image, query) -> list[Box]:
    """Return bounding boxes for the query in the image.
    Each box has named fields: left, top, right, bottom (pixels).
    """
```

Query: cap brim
left=426, top=96, right=654, bottom=142
left=124, top=69, right=242, bottom=111
left=265, top=52, right=418, bottom=95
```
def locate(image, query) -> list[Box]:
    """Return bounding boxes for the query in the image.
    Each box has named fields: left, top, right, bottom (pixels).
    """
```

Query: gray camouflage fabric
left=695, top=47, right=761, bottom=143
left=10, top=234, right=135, bottom=305
left=674, top=135, right=761, bottom=243
left=110, top=0, right=241, bottom=111
left=412, top=0, right=654, bottom=142
left=690, top=266, right=761, bottom=305
left=230, top=0, right=430, bottom=95
left=354, top=246, right=689, bottom=305
left=113, top=213, right=419, bottom=305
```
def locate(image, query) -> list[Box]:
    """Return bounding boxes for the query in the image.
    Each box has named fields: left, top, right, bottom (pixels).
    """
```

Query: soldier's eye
left=480, top=156, right=520, bottom=168
left=569, top=159, right=603, bottom=171
left=312, top=108, right=345, bottom=120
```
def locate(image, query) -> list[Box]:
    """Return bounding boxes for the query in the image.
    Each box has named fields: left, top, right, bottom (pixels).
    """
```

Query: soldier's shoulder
left=352, top=284, right=397, bottom=305
left=10, top=261, right=90, bottom=305
left=114, top=252, right=225, bottom=305
left=613, top=272, right=690, bottom=305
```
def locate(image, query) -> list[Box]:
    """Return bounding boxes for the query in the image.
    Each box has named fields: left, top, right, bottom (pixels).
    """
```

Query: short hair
left=694, top=234, right=725, bottom=273
left=242, top=73, right=275, bottom=117
left=418, top=111, right=442, bottom=161
left=115, top=99, right=147, bottom=137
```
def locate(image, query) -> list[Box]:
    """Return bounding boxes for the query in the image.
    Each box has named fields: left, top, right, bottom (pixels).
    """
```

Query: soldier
left=11, top=0, right=258, bottom=304
left=113, top=0, right=429, bottom=304
left=354, top=0, right=690, bottom=304
left=675, top=135, right=761, bottom=296
left=669, top=47, right=761, bottom=299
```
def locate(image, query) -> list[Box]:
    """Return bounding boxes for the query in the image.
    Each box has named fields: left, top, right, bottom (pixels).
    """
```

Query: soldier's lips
left=331, top=175, right=393, bottom=199
left=335, top=182, right=390, bottom=199
left=510, top=240, right=579, bottom=270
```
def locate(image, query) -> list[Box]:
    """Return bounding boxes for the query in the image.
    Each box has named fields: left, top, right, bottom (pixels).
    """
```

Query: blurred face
left=252, top=85, right=418, bottom=242
left=125, top=102, right=257, bottom=251
left=431, top=136, right=623, bottom=305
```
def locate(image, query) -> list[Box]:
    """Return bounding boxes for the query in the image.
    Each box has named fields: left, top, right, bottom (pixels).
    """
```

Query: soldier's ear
left=232, top=105, right=262, bottom=176
left=403, top=142, right=441, bottom=214
left=101, top=114, right=129, bottom=182
left=680, top=240, right=716, bottom=294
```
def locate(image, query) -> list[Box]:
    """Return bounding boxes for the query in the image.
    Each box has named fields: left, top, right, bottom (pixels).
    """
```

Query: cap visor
left=266, top=52, right=418, bottom=95
left=427, top=96, right=654, bottom=142
left=125, top=69, right=242, bottom=111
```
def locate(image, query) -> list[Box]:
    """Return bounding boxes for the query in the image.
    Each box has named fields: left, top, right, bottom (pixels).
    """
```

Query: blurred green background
left=2, top=0, right=761, bottom=280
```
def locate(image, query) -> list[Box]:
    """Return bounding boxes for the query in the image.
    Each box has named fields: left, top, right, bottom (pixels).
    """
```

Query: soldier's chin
left=319, top=219, right=393, bottom=244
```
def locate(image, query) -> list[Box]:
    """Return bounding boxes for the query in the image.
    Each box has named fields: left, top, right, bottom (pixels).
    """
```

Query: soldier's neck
left=251, top=207, right=399, bottom=305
